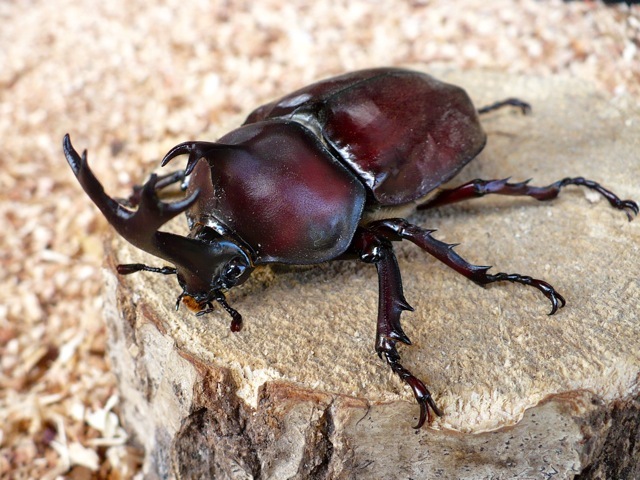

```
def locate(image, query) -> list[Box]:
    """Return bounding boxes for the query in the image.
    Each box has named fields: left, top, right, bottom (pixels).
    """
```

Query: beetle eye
left=220, top=258, right=249, bottom=289
left=226, top=262, right=245, bottom=279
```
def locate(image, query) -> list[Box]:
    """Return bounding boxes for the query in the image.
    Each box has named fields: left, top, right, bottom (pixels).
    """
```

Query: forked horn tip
left=63, top=134, right=85, bottom=174
left=161, top=142, right=194, bottom=167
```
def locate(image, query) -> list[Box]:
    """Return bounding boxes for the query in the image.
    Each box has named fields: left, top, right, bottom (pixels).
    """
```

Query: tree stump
left=102, top=72, right=640, bottom=479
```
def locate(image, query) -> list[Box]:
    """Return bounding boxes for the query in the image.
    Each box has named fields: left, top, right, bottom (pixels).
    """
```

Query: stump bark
left=102, top=72, right=640, bottom=479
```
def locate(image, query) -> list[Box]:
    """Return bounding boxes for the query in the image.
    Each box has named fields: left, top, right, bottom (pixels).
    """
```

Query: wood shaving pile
left=0, top=0, right=637, bottom=477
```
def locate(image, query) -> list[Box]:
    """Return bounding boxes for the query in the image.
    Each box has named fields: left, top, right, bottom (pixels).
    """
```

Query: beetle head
left=171, top=232, right=252, bottom=332
left=178, top=236, right=253, bottom=293
left=175, top=227, right=253, bottom=318
left=63, top=134, right=253, bottom=331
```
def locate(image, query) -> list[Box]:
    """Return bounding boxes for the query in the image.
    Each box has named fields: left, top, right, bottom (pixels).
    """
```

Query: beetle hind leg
left=351, top=227, right=442, bottom=428
left=418, top=177, right=638, bottom=221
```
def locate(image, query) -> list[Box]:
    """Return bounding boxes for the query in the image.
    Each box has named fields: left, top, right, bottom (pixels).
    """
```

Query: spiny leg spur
left=351, top=228, right=442, bottom=428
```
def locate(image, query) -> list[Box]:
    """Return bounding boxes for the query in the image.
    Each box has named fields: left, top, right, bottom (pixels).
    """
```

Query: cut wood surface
left=103, top=72, right=639, bottom=479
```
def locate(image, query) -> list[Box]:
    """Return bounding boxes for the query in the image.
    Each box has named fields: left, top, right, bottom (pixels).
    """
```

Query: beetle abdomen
left=245, top=68, right=486, bottom=206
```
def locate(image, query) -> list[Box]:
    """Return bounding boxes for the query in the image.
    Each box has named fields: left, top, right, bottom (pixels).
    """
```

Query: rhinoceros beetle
left=63, top=67, right=638, bottom=428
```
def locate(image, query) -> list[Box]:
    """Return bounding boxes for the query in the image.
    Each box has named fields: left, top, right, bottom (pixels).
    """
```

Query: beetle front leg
left=368, top=219, right=566, bottom=315
left=351, top=228, right=443, bottom=428
left=120, top=169, right=187, bottom=208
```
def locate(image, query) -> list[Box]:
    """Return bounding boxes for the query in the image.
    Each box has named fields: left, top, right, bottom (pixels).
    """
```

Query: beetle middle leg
left=418, top=177, right=638, bottom=221
left=350, top=227, right=443, bottom=429
left=367, top=218, right=566, bottom=315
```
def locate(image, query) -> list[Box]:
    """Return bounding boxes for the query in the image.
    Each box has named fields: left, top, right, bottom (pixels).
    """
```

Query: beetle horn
left=162, top=141, right=243, bottom=176
left=63, top=134, right=204, bottom=270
